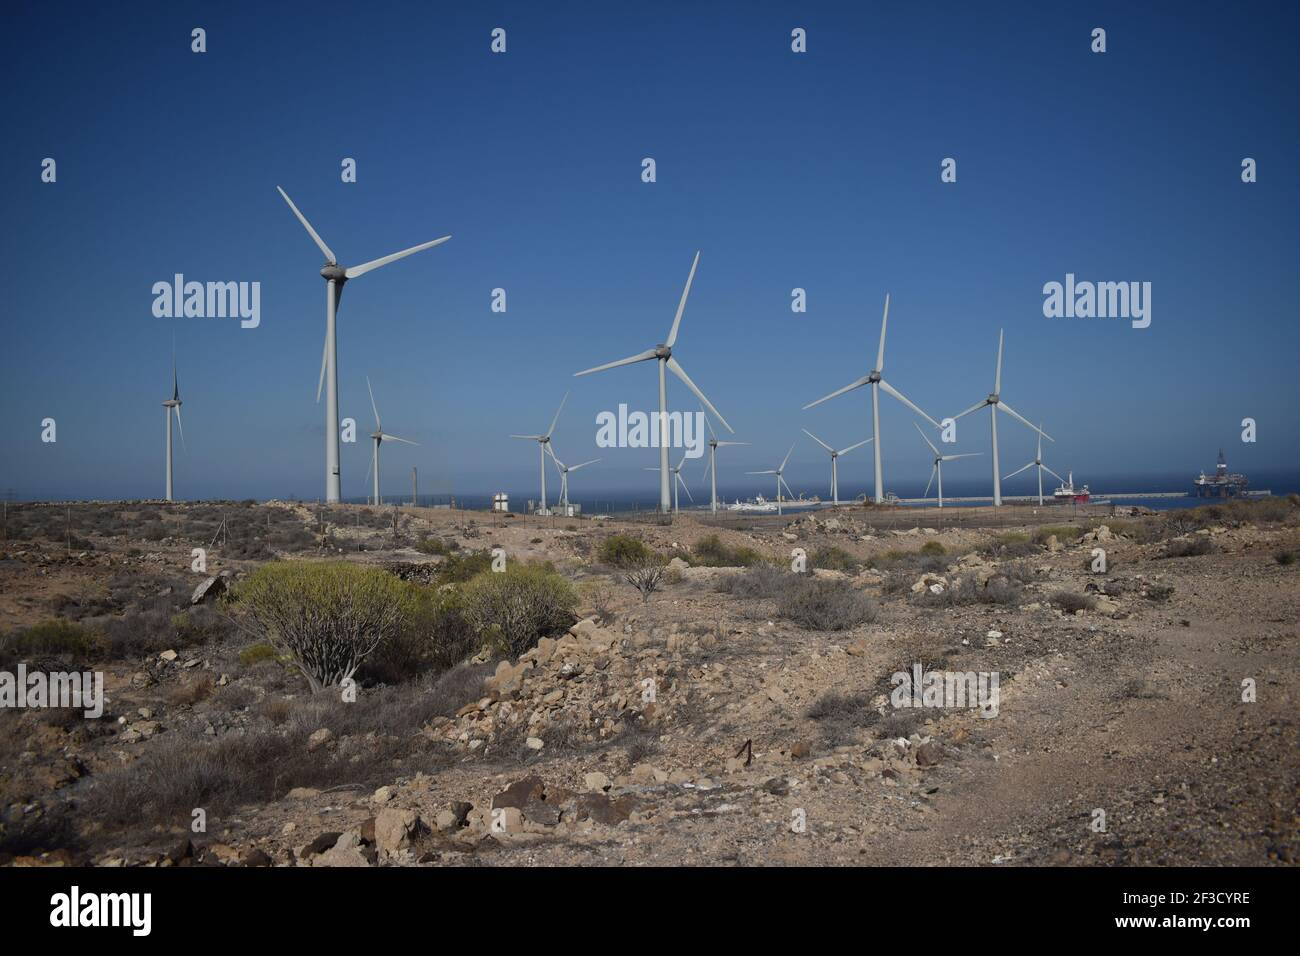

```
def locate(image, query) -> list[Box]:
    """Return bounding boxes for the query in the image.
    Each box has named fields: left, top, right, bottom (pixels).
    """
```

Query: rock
left=915, top=742, right=942, bottom=767
left=372, top=786, right=394, bottom=804
left=790, top=740, right=812, bottom=760
left=583, top=771, right=610, bottom=792
left=286, top=787, right=320, bottom=800
left=240, top=848, right=272, bottom=867
left=302, top=832, right=342, bottom=858
left=158, top=649, right=178, bottom=662
left=490, top=807, right=525, bottom=834
left=573, top=793, right=636, bottom=826
left=190, top=575, right=226, bottom=606
left=525, top=736, right=544, bottom=750
left=1046, top=534, right=1062, bottom=552
left=306, top=728, right=335, bottom=752
left=374, top=808, right=421, bottom=854
left=435, top=810, right=458, bottom=831
left=448, top=802, right=472, bottom=827
left=313, top=831, right=371, bottom=867
left=668, top=556, right=690, bottom=572
left=492, top=776, right=546, bottom=811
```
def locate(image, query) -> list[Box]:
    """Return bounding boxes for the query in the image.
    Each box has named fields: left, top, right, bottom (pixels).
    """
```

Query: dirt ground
left=0, top=498, right=1295, bottom=867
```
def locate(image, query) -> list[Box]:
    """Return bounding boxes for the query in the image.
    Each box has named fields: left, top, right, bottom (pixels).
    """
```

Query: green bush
left=809, top=545, right=859, bottom=571
left=690, top=534, right=764, bottom=568
left=460, top=564, right=578, bottom=658
left=238, top=643, right=280, bottom=667
left=1050, top=590, right=1096, bottom=613
left=233, top=561, right=416, bottom=692
left=919, top=541, right=946, bottom=556
left=435, top=550, right=494, bottom=583
left=0, top=619, right=106, bottom=665
left=414, top=535, right=451, bottom=556
left=358, top=586, right=478, bottom=684
left=598, top=534, right=656, bottom=568
left=1162, top=536, right=1215, bottom=559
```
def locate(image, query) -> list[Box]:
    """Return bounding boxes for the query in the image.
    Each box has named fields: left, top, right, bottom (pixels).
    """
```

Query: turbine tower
left=510, top=392, right=568, bottom=515
left=574, top=252, right=732, bottom=513
left=546, top=445, right=600, bottom=514
left=644, top=450, right=693, bottom=513
left=747, top=443, right=796, bottom=516
left=276, top=186, right=450, bottom=503
left=1004, top=423, right=1063, bottom=506
left=948, top=330, right=1051, bottom=506
left=703, top=412, right=748, bottom=513
left=364, top=376, right=417, bottom=506
left=913, top=423, right=980, bottom=509
left=801, top=428, right=872, bottom=506
left=803, top=295, right=938, bottom=504
left=162, top=361, right=184, bottom=502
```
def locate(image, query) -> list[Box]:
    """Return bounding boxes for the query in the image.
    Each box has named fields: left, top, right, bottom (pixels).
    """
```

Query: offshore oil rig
left=1193, top=449, right=1248, bottom=498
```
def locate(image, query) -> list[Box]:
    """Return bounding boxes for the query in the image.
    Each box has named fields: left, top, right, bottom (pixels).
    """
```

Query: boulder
left=374, top=808, right=421, bottom=855
left=191, top=575, right=226, bottom=605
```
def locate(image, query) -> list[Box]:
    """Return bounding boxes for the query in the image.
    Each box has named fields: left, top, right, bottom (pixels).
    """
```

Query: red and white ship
left=1053, top=471, right=1090, bottom=503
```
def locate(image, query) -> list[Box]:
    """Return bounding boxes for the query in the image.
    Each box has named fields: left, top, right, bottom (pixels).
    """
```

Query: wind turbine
left=547, top=445, right=600, bottom=514
left=747, top=444, right=796, bottom=516
left=644, top=450, right=693, bottom=513
left=803, top=295, right=938, bottom=504
left=702, top=411, right=748, bottom=513
left=948, top=329, right=1051, bottom=506
left=574, top=251, right=732, bottom=513
left=510, top=392, right=568, bottom=515
left=363, top=376, right=417, bottom=506
left=162, top=360, right=184, bottom=502
left=913, top=423, right=980, bottom=509
left=276, top=186, right=450, bottom=504
left=801, top=428, right=872, bottom=506
left=1004, top=423, right=1062, bottom=506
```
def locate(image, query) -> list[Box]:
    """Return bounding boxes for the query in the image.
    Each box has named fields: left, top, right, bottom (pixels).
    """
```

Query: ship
left=1053, top=471, right=1090, bottom=503
left=1193, top=449, right=1248, bottom=498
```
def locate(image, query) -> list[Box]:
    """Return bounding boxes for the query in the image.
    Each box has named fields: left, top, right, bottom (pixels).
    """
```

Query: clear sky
left=3, top=1, right=1297, bottom=503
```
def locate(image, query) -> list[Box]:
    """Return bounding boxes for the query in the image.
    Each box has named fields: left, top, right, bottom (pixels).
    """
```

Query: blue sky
left=2, top=1, right=1297, bottom=504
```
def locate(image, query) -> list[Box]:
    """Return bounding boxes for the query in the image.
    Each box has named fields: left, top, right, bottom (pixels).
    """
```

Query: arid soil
left=1, top=499, right=1296, bottom=867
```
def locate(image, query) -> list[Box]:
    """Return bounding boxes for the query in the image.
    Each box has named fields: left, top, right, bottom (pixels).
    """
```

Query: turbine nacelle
left=988, top=393, right=1000, bottom=404
left=320, top=264, right=347, bottom=282
left=654, top=344, right=671, bottom=359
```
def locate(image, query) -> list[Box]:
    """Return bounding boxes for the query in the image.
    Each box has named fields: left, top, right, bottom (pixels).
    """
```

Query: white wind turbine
left=948, top=329, right=1051, bottom=506
left=364, top=377, right=417, bottom=507
left=702, top=412, right=748, bottom=513
left=913, top=423, right=981, bottom=509
left=547, top=445, right=600, bottom=513
left=803, top=295, right=938, bottom=503
left=276, top=186, right=450, bottom=504
left=801, top=428, right=872, bottom=506
left=747, top=443, right=797, bottom=516
left=574, top=251, right=732, bottom=513
left=162, top=359, right=184, bottom=502
left=510, top=392, right=568, bottom=515
left=644, top=450, right=693, bottom=513
left=1004, top=423, right=1063, bottom=506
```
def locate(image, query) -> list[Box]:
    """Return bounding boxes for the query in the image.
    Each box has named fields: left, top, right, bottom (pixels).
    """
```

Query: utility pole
left=412, top=467, right=418, bottom=508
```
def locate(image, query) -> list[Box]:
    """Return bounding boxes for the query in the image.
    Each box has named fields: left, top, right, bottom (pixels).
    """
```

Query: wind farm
left=2, top=1, right=1296, bottom=890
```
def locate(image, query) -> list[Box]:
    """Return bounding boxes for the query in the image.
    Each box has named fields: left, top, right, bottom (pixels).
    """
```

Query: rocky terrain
left=0, top=497, right=1296, bottom=867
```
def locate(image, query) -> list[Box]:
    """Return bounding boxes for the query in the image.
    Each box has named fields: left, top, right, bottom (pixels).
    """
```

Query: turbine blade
left=876, top=293, right=890, bottom=371
left=801, top=428, right=834, bottom=453
left=665, top=251, right=700, bottom=348
left=837, top=437, right=873, bottom=456
left=802, top=373, right=871, bottom=410
left=344, top=236, right=451, bottom=280
left=994, top=329, right=1004, bottom=394
left=574, top=349, right=657, bottom=376
left=666, top=356, right=732, bottom=432
left=316, top=329, right=328, bottom=403
left=509, top=434, right=543, bottom=440
left=950, top=399, right=989, bottom=422
left=569, top=459, right=600, bottom=471
left=913, top=420, right=940, bottom=457
left=880, top=379, right=939, bottom=427
left=779, top=442, right=795, bottom=472
left=276, top=186, right=336, bottom=264
left=1004, top=462, right=1034, bottom=480
left=365, top=441, right=376, bottom=485
left=703, top=454, right=713, bottom=481
left=716, top=441, right=750, bottom=447
left=544, top=391, right=569, bottom=439
left=366, top=376, right=381, bottom=429
left=677, top=473, right=694, bottom=503
left=923, top=464, right=936, bottom=499
left=941, top=452, right=982, bottom=460
left=779, top=476, right=795, bottom=500
left=998, top=401, right=1052, bottom=440
left=747, top=470, right=777, bottom=475
left=379, top=433, right=417, bottom=446
left=702, top=405, right=717, bottom=442
left=1043, top=465, right=1066, bottom=484
left=174, top=405, right=185, bottom=448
